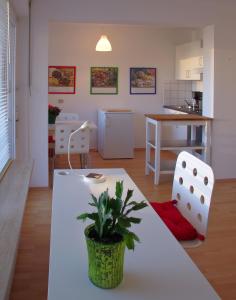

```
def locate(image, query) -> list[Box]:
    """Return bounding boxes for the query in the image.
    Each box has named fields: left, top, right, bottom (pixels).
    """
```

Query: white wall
left=28, top=2, right=49, bottom=186
left=212, top=21, right=236, bottom=178
left=48, top=22, right=193, bottom=149
left=16, top=0, right=236, bottom=186
left=203, top=25, right=214, bottom=117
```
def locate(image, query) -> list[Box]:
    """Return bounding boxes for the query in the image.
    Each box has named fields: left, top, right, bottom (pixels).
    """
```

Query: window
left=0, top=0, right=15, bottom=179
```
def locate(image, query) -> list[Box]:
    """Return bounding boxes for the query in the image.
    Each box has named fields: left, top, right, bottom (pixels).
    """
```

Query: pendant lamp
left=95, top=35, right=112, bottom=52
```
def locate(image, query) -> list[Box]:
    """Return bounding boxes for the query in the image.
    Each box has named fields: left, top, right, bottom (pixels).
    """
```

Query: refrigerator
left=98, top=109, right=134, bottom=159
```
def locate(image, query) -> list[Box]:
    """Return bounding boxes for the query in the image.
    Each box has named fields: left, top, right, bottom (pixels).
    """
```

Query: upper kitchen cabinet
left=175, top=40, right=203, bottom=80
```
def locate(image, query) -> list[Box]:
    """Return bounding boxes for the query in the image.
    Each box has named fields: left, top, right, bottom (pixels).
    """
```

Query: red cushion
left=150, top=201, right=199, bottom=241
left=48, top=135, right=55, bottom=143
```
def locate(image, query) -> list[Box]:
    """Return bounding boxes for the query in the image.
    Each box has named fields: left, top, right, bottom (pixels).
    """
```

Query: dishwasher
left=98, top=109, right=134, bottom=159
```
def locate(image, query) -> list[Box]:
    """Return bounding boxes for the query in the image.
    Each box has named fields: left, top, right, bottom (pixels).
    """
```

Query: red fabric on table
left=48, top=135, right=55, bottom=157
left=48, top=135, right=55, bottom=143
left=150, top=201, right=200, bottom=241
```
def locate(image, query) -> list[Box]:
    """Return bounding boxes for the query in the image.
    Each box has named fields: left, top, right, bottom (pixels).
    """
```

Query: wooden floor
left=10, top=150, right=236, bottom=300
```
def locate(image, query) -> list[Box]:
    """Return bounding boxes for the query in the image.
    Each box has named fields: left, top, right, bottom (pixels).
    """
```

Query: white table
left=48, top=168, right=219, bottom=300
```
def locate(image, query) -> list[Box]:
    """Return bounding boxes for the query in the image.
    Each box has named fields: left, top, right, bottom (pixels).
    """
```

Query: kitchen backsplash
left=163, top=80, right=192, bottom=106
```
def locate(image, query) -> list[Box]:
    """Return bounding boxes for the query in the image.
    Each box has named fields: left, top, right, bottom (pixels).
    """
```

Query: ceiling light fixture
left=95, top=35, right=112, bottom=52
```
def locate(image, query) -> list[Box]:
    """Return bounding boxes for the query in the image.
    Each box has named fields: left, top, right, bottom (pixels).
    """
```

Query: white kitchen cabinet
left=176, top=40, right=203, bottom=80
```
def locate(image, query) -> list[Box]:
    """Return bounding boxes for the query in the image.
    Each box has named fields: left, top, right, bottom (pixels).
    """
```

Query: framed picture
left=130, top=67, right=156, bottom=94
left=48, top=66, right=76, bottom=94
left=90, top=67, right=118, bottom=94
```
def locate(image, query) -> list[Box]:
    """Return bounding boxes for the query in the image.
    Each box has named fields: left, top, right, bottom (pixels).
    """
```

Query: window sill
left=0, top=160, right=33, bottom=300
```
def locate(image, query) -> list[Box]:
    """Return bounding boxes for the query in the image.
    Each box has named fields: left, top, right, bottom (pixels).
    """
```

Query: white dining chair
left=56, top=112, right=79, bottom=121
left=53, top=121, right=90, bottom=172
left=151, top=151, right=215, bottom=248
left=171, top=151, right=215, bottom=248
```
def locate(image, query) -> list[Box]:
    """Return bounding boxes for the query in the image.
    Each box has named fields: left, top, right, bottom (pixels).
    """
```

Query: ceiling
left=10, top=0, right=236, bottom=28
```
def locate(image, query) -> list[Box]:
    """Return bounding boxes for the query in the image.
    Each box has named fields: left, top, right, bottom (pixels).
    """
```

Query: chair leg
left=51, top=154, right=55, bottom=187
left=48, top=148, right=55, bottom=188
left=80, top=153, right=89, bottom=169
left=80, top=154, right=84, bottom=169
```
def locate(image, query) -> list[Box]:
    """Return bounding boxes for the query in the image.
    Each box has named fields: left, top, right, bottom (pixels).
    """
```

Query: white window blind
left=0, top=0, right=11, bottom=177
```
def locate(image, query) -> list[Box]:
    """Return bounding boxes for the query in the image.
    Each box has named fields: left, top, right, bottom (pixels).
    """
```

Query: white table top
left=48, top=168, right=219, bottom=300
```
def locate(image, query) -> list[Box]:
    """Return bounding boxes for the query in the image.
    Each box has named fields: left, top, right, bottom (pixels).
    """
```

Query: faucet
left=184, top=99, right=192, bottom=108
left=184, top=99, right=196, bottom=110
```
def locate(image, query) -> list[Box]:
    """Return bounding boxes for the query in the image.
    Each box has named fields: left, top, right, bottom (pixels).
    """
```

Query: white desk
left=48, top=168, right=219, bottom=300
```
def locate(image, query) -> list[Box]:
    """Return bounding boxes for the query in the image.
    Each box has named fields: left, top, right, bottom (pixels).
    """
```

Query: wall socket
left=58, top=99, right=64, bottom=104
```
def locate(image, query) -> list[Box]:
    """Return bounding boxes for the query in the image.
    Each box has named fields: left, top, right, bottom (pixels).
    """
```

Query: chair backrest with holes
left=56, top=113, right=79, bottom=121
left=172, top=151, right=214, bottom=237
left=55, top=123, right=89, bottom=155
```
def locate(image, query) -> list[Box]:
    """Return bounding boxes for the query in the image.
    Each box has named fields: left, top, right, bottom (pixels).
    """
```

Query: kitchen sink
left=164, top=105, right=202, bottom=114
left=177, top=105, right=192, bottom=109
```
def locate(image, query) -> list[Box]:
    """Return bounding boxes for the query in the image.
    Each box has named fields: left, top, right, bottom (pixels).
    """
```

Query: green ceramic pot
left=84, top=225, right=125, bottom=289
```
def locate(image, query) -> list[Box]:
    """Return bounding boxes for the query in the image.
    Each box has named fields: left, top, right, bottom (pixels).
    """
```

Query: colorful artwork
left=48, top=66, right=76, bottom=94
left=130, top=67, right=156, bottom=94
left=90, top=67, right=118, bottom=94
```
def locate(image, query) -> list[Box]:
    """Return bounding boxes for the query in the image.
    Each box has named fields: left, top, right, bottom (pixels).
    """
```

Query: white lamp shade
left=95, top=35, right=112, bottom=52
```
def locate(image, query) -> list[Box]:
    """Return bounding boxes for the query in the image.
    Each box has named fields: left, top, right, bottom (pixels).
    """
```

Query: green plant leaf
left=118, top=217, right=131, bottom=228
left=114, top=223, right=130, bottom=236
left=129, top=231, right=140, bottom=242
left=76, top=213, right=89, bottom=221
left=127, top=201, right=139, bottom=206
left=102, top=219, right=113, bottom=236
left=124, top=189, right=133, bottom=204
left=76, top=181, right=147, bottom=250
left=132, top=202, right=148, bottom=210
left=87, top=213, right=99, bottom=221
left=94, top=219, right=100, bottom=234
left=110, top=197, right=122, bottom=216
left=91, top=194, right=98, bottom=207
left=115, top=181, right=123, bottom=199
left=127, top=217, right=141, bottom=224
left=76, top=212, right=98, bottom=222
left=121, top=189, right=134, bottom=214
left=125, top=201, right=148, bottom=215
left=124, top=233, right=135, bottom=250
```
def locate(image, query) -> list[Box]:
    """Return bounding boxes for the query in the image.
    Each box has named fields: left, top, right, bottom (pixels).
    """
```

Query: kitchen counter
left=145, top=114, right=212, bottom=184
left=163, top=105, right=202, bottom=115
left=145, top=114, right=212, bottom=121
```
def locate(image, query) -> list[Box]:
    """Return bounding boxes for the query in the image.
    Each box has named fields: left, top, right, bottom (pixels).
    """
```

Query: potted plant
left=48, top=104, right=61, bottom=124
left=77, top=180, right=148, bottom=289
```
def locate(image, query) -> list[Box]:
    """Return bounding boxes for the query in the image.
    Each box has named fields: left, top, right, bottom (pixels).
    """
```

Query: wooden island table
left=145, top=114, right=213, bottom=184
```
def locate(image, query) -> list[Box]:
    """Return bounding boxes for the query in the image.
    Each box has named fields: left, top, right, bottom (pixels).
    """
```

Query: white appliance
left=98, top=109, right=134, bottom=159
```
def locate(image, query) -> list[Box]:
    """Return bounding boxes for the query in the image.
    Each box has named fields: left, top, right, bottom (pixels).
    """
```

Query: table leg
left=145, top=118, right=151, bottom=175
left=154, top=121, right=161, bottom=185
left=202, top=121, right=211, bottom=164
